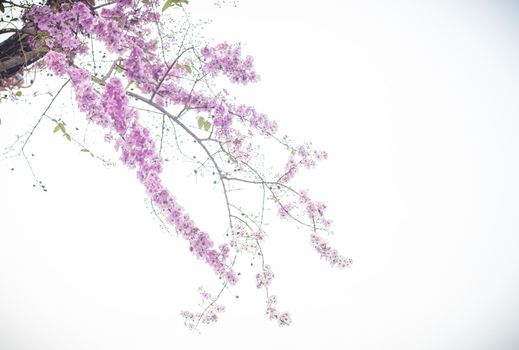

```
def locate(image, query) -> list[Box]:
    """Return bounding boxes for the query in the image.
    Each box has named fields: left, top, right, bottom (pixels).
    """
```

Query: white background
left=1, top=1, right=519, bottom=349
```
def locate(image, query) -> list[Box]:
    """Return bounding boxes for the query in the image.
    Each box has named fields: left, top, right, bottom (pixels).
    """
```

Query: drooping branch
left=1, top=0, right=352, bottom=330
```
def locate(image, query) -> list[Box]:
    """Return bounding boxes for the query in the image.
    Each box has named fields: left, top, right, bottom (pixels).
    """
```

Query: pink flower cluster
left=44, top=51, right=68, bottom=76
left=256, top=264, right=274, bottom=289
left=311, top=234, right=352, bottom=269
left=68, top=67, right=107, bottom=126
left=254, top=263, right=292, bottom=326
left=233, top=103, right=279, bottom=136
left=29, top=0, right=159, bottom=56
left=299, top=190, right=332, bottom=227
left=201, top=42, right=259, bottom=84
left=276, top=190, right=332, bottom=228
left=278, top=143, right=328, bottom=184
left=181, top=287, right=226, bottom=330
left=229, top=223, right=264, bottom=254
left=277, top=202, right=294, bottom=219
left=26, top=2, right=91, bottom=53
left=265, top=295, right=292, bottom=327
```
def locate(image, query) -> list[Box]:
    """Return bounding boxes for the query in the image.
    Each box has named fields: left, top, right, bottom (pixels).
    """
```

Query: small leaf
left=37, top=46, right=50, bottom=53
left=80, top=148, right=90, bottom=152
left=203, top=121, right=211, bottom=132
left=15, top=91, right=22, bottom=97
left=185, top=65, right=192, bottom=74
left=64, top=133, right=71, bottom=142
left=115, top=65, right=124, bottom=73
left=0, top=2, right=5, bottom=13
left=227, top=154, right=237, bottom=164
left=162, top=0, right=174, bottom=12
left=197, top=116, right=205, bottom=129
left=58, top=123, right=66, bottom=133
left=53, top=125, right=60, bottom=133
left=162, top=0, right=188, bottom=12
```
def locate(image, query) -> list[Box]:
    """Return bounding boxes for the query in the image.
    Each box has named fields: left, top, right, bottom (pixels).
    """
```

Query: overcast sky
left=1, top=1, right=519, bottom=349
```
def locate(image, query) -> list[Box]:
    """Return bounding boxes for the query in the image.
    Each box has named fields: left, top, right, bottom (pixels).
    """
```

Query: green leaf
left=115, top=65, right=124, bottom=73
left=81, top=148, right=94, bottom=157
left=58, top=123, right=66, bottom=133
left=15, top=91, right=22, bottom=97
left=203, top=121, right=211, bottom=132
left=185, top=65, right=192, bottom=74
left=197, top=116, right=205, bottom=129
left=53, top=125, right=61, bottom=133
left=227, top=154, right=237, bottom=164
left=162, top=0, right=188, bottom=12
left=36, top=46, right=50, bottom=53
left=64, top=133, right=71, bottom=142
left=162, top=0, right=174, bottom=12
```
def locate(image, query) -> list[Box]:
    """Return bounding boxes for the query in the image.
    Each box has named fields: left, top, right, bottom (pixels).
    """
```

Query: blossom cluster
left=278, top=142, right=329, bottom=184
left=276, top=189, right=332, bottom=229
left=254, top=264, right=292, bottom=327
left=228, top=223, right=265, bottom=255
left=311, top=234, right=353, bottom=269
left=201, top=42, right=259, bottom=84
left=299, top=189, right=333, bottom=227
left=256, top=264, right=274, bottom=289
left=181, top=287, right=226, bottom=331
left=265, top=295, right=292, bottom=327
left=26, top=2, right=90, bottom=53
left=277, top=202, right=295, bottom=219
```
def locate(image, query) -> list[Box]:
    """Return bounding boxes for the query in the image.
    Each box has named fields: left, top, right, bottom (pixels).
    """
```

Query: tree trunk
left=0, top=30, right=42, bottom=80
